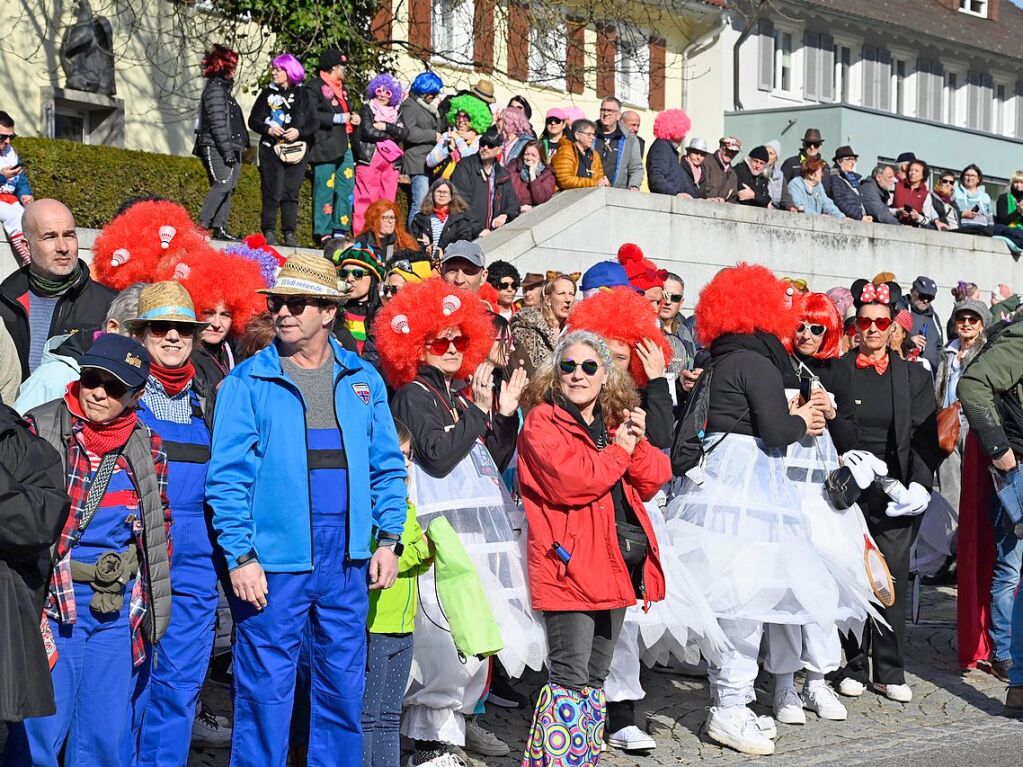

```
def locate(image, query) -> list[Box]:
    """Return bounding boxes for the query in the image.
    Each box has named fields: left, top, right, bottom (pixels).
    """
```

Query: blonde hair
left=1012, top=169, right=1023, bottom=186
left=521, top=330, right=639, bottom=427
left=540, top=276, right=576, bottom=332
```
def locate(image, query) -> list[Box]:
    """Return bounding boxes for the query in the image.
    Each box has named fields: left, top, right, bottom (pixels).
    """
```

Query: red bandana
left=64, top=382, right=138, bottom=457
left=150, top=360, right=195, bottom=397
left=434, top=205, right=449, bottom=223
left=855, top=353, right=890, bottom=376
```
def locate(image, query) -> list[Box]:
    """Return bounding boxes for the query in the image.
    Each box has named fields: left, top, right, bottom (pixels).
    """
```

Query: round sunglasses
left=559, top=358, right=600, bottom=376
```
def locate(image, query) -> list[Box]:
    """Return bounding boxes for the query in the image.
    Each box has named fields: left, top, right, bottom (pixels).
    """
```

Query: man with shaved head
left=0, top=199, right=115, bottom=380
left=622, top=110, right=645, bottom=157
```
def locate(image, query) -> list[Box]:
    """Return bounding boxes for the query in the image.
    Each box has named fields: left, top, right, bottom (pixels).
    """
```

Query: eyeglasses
left=267, top=295, right=328, bottom=314
left=796, top=322, right=826, bottom=336
left=856, top=316, right=893, bottom=332
left=599, top=108, right=620, bottom=115
left=559, top=358, right=600, bottom=376
left=426, top=336, right=470, bottom=355
left=662, top=293, right=683, bottom=304
left=956, top=314, right=982, bottom=325
left=80, top=368, right=131, bottom=398
left=379, top=214, right=397, bottom=222
left=340, top=267, right=369, bottom=280
left=381, top=285, right=401, bottom=296
left=0, top=133, right=15, bottom=143
left=498, top=280, right=519, bottom=290
left=146, top=320, right=196, bottom=337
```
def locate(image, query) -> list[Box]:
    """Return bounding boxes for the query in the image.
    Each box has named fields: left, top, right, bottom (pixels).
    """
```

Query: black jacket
left=641, top=377, right=675, bottom=450
left=646, top=139, right=686, bottom=196
left=0, top=403, right=70, bottom=721
left=450, top=154, right=521, bottom=236
left=733, top=161, right=771, bottom=207
left=193, top=76, right=249, bottom=158
left=353, top=103, right=409, bottom=167
left=828, top=169, right=867, bottom=220
left=247, top=84, right=318, bottom=149
left=304, top=78, right=351, bottom=164
left=409, top=210, right=476, bottom=251
left=0, top=262, right=117, bottom=382
left=390, top=364, right=518, bottom=477
left=783, top=354, right=859, bottom=453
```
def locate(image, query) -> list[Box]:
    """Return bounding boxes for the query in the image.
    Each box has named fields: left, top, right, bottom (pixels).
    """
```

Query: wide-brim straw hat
left=127, top=281, right=209, bottom=329
left=259, top=253, right=345, bottom=300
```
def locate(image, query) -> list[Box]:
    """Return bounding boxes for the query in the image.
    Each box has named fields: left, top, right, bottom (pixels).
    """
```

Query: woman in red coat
left=517, top=329, right=671, bottom=767
left=507, top=140, right=557, bottom=212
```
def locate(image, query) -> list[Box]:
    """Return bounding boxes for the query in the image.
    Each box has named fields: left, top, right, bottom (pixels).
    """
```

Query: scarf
left=686, top=157, right=703, bottom=183
left=1007, top=192, right=1023, bottom=228
left=433, top=205, right=449, bottom=223
left=855, top=352, right=889, bottom=376
left=369, top=100, right=398, bottom=124
left=29, top=262, right=82, bottom=297
left=518, top=163, right=546, bottom=183
left=841, top=170, right=860, bottom=189
left=149, top=360, right=196, bottom=397
left=345, top=303, right=369, bottom=352
left=319, top=71, right=352, bottom=135
left=64, top=382, right=138, bottom=457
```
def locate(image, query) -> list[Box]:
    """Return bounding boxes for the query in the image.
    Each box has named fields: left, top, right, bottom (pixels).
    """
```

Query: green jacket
left=957, top=320, right=1023, bottom=460
left=367, top=500, right=432, bottom=634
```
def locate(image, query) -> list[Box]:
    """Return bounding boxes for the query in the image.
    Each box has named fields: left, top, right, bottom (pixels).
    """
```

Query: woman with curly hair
left=353, top=73, right=410, bottom=233
left=427, top=94, right=493, bottom=179
left=498, top=105, right=533, bottom=166
left=376, top=279, right=543, bottom=765
left=517, top=329, right=671, bottom=767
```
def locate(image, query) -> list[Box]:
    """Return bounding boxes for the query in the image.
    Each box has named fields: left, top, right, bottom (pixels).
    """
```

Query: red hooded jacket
left=517, top=401, right=671, bottom=612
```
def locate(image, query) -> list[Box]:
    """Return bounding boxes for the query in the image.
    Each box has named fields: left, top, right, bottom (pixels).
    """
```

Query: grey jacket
left=829, top=170, right=867, bottom=220
left=400, top=97, right=442, bottom=176
left=595, top=124, right=644, bottom=189
left=858, top=177, right=900, bottom=225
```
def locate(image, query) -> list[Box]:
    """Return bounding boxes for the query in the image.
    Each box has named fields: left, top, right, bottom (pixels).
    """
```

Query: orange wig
left=798, top=292, right=842, bottom=359
left=695, top=263, right=801, bottom=348
left=566, top=287, right=673, bottom=387
left=374, top=279, right=496, bottom=389
left=356, top=200, right=420, bottom=252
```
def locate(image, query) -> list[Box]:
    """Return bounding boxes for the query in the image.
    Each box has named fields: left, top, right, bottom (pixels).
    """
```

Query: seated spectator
left=506, top=140, right=556, bottom=211
left=859, top=165, right=899, bottom=225
left=893, top=159, right=944, bottom=229
left=450, top=127, right=520, bottom=238
left=646, top=109, right=695, bottom=197
left=0, top=112, right=33, bottom=265
left=954, top=164, right=994, bottom=234
left=427, top=95, right=492, bottom=179
left=594, top=97, right=644, bottom=190
left=828, top=146, right=872, bottom=221
left=703, top=136, right=741, bottom=202
left=931, top=172, right=963, bottom=231
left=409, top=178, right=475, bottom=254
left=551, top=119, right=609, bottom=191
left=498, top=106, right=533, bottom=166
left=788, top=158, right=845, bottom=219
left=764, top=140, right=794, bottom=210
left=781, top=127, right=825, bottom=183
left=540, top=108, right=567, bottom=160
left=733, top=145, right=771, bottom=207
left=486, top=260, right=521, bottom=320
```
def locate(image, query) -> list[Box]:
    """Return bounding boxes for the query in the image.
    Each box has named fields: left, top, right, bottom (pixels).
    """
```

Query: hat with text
left=260, top=253, right=345, bottom=300
left=78, top=333, right=151, bottom=390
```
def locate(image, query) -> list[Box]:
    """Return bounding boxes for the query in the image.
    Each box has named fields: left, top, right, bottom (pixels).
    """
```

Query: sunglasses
left=546, top=116, right=565, bottom=124
left=381, top=285, right=401, bottom=296
left=498, top=280, right=519, bottom=290
left=266, top=295, right=328, bottom=314
left=856, top=316, right=893, bottom=332
left=0, top=133, right=15, bottom=143
left=796, top=322, right=826, bottom=336
left=939, top=179, right=955, bottom=185
left=146, top=320, right=196, bottom=337
left=956, top=314, right=982, bottom=325
left=80, top=368, right=132, bottom=398
left=340, top=267, right=369, bottom=280
left=559, top=358, right=600, bottom=376
left=426, top=336, right=470, bottom=355
left=662, top=293, right=683, bottom=304
left=805, top=142, right=822, bottom=148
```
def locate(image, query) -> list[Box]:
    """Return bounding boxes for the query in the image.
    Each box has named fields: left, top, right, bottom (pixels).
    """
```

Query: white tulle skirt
left=664, top=434, right=869, bottom=630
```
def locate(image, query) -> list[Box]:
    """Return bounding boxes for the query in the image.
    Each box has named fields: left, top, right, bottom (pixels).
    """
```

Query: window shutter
left=372, top=0, right=393, bottom=44
left=648, top=37, right=666, bottom=111
left=409, top=0, right=432, bottom=55
left=597, top=24, right=617, bottom=99
left=473, top=0, right=495, bottom=73
left=967, top=72, right=981, bottom=128
left=861, top=46, right=877, bottom=108
left=878, top=48, right=891, bottom=111
left=1016, top=83, right=1023, bottom=137
left=917, top=58, right=943, bottom=121
left=981, top=73, right=994, bottom=131
left=804, top=31, right=819, bottom=101
left=819, top=34, right=835, bottom=102
left=565, top=19, right=585, bottom=94
left=758, top=19, right=775, bottom=91
left=507, top=3, right=530, bottom=81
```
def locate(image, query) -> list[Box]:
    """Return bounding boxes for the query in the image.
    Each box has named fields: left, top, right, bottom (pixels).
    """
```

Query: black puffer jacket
left=193, top=76, right=249, bottom=158
left=409, top=210, right=477, bottom=251
left=353, top=103, right=409, bottom=166
left=0, top=404, right=70, bottom=721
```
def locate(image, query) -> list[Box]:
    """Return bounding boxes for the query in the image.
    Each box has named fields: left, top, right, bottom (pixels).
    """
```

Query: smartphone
left=903, top=205, right=914, bottom=213
left=971, top=204, right=980, bottom=212
left=799, top=376, right=813, bottom=403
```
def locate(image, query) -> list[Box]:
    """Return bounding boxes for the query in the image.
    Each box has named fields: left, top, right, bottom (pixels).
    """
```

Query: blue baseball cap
left=580, top=261, right=632, bottom=292
left=78, top=333, right=151, bottom=390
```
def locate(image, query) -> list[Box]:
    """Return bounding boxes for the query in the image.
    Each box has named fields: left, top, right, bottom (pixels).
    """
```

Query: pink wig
left=653, top=109, right=692, bottom=143
left=272, top=53, right=305, bottom=85
left=695, top=263, right=801, bottom=348
left=500, top=106, right=532, bottom=138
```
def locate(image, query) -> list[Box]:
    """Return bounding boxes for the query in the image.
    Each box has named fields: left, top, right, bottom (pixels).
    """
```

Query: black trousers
left=258, top=143, right=306, bottom=233
left=198, top=145, right=241, bottom=229
left=839, top=485, right=921, bottom=685
left=544, top=609, right=626, bottom=692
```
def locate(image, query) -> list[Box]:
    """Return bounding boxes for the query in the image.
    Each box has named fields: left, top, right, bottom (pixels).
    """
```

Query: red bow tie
left=856, top=353, right=889, bottom=375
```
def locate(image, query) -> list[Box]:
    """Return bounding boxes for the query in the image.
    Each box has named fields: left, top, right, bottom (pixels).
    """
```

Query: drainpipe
left=682, top=11, right=728, bottom=112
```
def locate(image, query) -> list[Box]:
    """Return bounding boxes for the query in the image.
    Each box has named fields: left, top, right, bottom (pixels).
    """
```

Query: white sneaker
left=406, top=752, right=467, bottom=767
left=773, top=686, right=806, bottom=725
left=801, top=684, right=848, bottom=721
left=874, top=683, right=913, bottom=702
left=191, top=704, right=232, bottom=748
left=755, top=715, right=777, bottom=740
left=464, top=719, right=510, bottom=756
left=607, top=725, right=656, bottom=752
left=705, top=706, right=775, bottom=756
left=837, top=677, right=865, bottom=697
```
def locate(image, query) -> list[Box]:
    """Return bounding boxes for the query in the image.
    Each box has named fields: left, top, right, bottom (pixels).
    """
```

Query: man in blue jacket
left=206, top=253, right=406, bottom=767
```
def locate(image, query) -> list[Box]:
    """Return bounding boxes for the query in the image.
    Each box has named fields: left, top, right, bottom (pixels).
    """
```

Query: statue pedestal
left=41, top=87, right=124, bottom=147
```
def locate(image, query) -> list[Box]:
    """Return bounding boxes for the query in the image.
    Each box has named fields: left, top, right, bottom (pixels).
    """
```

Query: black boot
left=211, top=227, right=241, bottom=242
left=262, top=229, right=278, bottom=245
left=283, top=231, right=299, bottom=248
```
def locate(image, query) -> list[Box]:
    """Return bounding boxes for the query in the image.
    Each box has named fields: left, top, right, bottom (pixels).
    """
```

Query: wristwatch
left=377, top=532, right=405, bottom=558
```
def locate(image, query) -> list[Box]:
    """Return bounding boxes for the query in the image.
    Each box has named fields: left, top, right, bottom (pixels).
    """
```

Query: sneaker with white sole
left=873, top=683, right=913, bottom=702
left=406, top=751, right=467, bottom=767
left=755, top=716, right=777, bottom=740
left=801, top=685, right=848, bottom=720
left=191, top=703, right=232, bottom=748
left=607, top=725, right=656, bottom=752
left=464, top=719, right=510, bottom=757
left=837, top=677, right=865, bottom=697
left=773, top=686, right=806, bottom=725
left=705, top=706, right=775, bottom=756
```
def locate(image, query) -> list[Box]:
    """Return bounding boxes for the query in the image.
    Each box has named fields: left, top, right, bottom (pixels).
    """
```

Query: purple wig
left=224, top=243, right=279, bottom=288
left=500, top=106, right=531, bottom=138
left=272, top=53, right=305, bottom=86
left=366, top=73, right=403, bottom=106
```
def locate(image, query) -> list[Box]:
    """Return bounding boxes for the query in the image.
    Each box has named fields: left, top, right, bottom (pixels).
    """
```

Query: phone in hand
left=971, top=204, right=980, bottom=212
left=799, top=376, right=813, bottom=404
left=903, top=205, right=914, bottom=213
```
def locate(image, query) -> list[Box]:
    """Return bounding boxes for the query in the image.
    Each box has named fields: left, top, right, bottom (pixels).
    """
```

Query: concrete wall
left=480, top=188, right=1022, bottom=321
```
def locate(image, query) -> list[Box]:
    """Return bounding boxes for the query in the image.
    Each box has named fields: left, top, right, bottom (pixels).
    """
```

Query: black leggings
left=258, top=143, right=306, bottom=233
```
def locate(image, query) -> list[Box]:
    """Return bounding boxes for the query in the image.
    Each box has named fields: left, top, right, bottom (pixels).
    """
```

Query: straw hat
left=259, top=253, right=344, bottom=300
left=128, top=281, right=209, bottom=328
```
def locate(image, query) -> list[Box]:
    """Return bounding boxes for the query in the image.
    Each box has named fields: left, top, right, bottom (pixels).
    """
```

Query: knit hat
left=336, top=244, right=386, bottom=281
left=617, top=243, right=666, bottom=292
left=952, top=298, right=991, bottom=328
left=894, top=309, right=913, bottom=333
left=748, top=145, right=770, bottom=163
left=127, top=281, right=209, bottom=329
left=580, top=261, right=632, bottom=292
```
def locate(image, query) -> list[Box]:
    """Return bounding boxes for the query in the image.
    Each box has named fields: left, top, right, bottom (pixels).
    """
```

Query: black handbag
left=825, top=465, right=862, bottom=510
left=616, top=520, right=649, bottom=567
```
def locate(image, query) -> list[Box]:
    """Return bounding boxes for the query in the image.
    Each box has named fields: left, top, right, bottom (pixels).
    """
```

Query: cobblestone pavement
left=189, top=584, right=1023, bottom=766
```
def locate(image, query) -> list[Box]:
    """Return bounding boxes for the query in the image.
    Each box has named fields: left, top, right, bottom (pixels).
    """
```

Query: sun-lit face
left=546, top=278, right=576, bottom=324
left=955, top=311, right=984, bottom=343
left=605, top=339, right=631, bottom=373
left=857, top=304, right=893, bottom=354
left=201, top=302, right=233, bottom=346
left=660, top=278, right=683, bottom=322
left=522, top=145, right=541, bottom=165
left=137, top=322, right=195, bottom=369
left=557, top=342, right=607, bottom=411
left=748, top=157, right=766, bottom=175
left=423, top=328, right=465, bottom=377
left=78, top=368, right=141, bottom=424
left=794, top=318, right=825, bottom=357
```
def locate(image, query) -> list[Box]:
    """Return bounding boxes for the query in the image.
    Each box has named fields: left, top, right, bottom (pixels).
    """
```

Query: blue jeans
left=361, top=632, right=413, bottom=767
left=990, top=494, right=1023, bottom=662
left=407, top=174, right=430, bottom=229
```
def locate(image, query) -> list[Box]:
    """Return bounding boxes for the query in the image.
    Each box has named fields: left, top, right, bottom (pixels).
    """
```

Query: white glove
left=885, top=481, right=930, bottom=517
left=842, top=450, right=889, bottom=490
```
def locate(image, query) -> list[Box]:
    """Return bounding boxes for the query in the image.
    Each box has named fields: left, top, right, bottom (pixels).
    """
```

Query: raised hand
left=498, top=367, right=528, bottom=416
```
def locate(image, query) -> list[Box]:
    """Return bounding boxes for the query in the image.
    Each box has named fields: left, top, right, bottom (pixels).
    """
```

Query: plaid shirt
left=143, top=377, right=193, bottom=424
left=28, top=412, right=171, bottom=667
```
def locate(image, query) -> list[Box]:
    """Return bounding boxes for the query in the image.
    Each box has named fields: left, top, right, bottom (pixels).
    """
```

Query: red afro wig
left=374, top=279, right=495, bottom=389
left=567, top=287, right=673, bottom=387
left=652, top=109, right=692, bottom=143
left=92, top=201, right=210, bottom=290
left=798, top=292, right=842, bottom=359
left=179, top=249, right=268, bottom=337
left=695, top=263, right=801, bottom=348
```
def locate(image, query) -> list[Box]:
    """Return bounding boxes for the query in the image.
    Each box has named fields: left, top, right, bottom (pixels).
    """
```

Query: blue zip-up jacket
left=206, top=336, right=406, bottom=571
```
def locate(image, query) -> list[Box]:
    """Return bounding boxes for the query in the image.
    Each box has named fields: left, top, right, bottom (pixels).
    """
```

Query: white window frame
left=959, top=0, right=988, bottom=18
left=773, top=27, right=795, bottom=95
left=834, top=43, right=852, bottom=103
left=431, top=0, right=474, bottom=67
left=528, top=24, right=567, bottom=90
left=615, top=25, right=649, bottom=108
